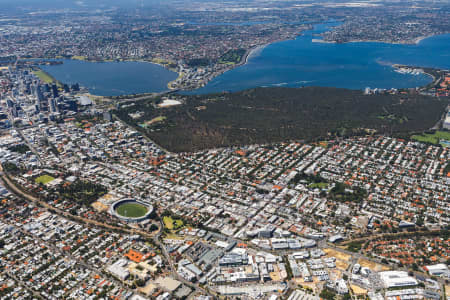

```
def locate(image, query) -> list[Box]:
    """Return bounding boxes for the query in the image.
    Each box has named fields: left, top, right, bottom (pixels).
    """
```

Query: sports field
left=412, top=131, right=450, bottom=146
left=163, top=216, right=184, bottom=230
left=308, top=182, right=328, bottom=189
left=116, top=203, right=148, bottom=218
left=35, top=175, right=55, bottom=185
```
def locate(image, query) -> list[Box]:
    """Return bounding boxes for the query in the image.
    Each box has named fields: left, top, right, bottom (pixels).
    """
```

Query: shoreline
left=24, top=29, right=448, bottom=97
left=323, top=33, right=442, bottom=45
left=26, top=56, right=179, bottom=74
left=242, top=43, right=268, bottom=64
left=175, top=31, right=447, bottom=92
left=30, top=56, right=179, bottom=96
left=167, top=41, right=273, bottom=91
left=391, top=64, right=438, bottom=90
left=33, top=67, right=64, bottom=87
left=414, top=35, right=432, bottom=45
left=312, top=38, right=336, bottom=44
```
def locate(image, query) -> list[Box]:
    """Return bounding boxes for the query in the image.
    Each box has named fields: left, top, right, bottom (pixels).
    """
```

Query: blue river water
left=193, top=22, right=450, bottom=94
left=41, top=22, right=450, bottom=96
left=41, top=60, right=178, bottom=96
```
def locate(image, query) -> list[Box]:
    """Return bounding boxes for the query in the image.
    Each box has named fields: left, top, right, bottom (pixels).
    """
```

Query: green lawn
left=35, top=175, right=55, bottom=185
left=309, top=182, right=328, bottom=189
left=412, top=131, right=450, bottom=145
left=116, top=203, right=148, bottom=218
left=163, top=216, right=184, bottom=230
left=33, top=69, right=55, bottom=84
left=33, top=69, right=62, bottom=87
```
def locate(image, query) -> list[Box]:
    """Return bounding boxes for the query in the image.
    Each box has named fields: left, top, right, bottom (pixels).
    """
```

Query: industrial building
left=424, top=264, right=450, bottom=277
left=379, top=271, right=418, bottom=289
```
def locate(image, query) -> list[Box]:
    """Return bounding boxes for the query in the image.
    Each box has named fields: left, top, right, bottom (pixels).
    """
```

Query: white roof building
left=379, top=271, right=418, bottom=289
left=425, top=264, right=449, bottom=277
left=107, top=259, right=129, bottom=281
left=130, top=295, right=149, bottom=300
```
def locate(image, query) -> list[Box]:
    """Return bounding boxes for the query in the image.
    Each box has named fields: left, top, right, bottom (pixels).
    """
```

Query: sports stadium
left=109, top=198, right=153, bottom=223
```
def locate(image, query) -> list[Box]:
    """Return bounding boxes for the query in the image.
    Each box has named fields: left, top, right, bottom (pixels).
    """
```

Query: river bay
left=193, top=23, right=450, bottom=94
left=41, top=60, right=178, bottom=96
left=41, top=23, right=450, bottom=96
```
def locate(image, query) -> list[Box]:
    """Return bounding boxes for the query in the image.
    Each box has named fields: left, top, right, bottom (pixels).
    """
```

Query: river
left=41, top=22, right=450, bottom=96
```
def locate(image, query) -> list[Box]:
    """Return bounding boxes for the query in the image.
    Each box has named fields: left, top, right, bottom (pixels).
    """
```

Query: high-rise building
left=35, top=85, right=44, bottom=109
left=48, top=98, right=57, bottom=113
left=51, top=84, right=59, bottom=98
left=71, top=83, right=80, bottom=91
left=65, top=100, right=78, bottom=112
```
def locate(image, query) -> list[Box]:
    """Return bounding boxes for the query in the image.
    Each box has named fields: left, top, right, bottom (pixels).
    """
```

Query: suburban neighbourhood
left=0, top=62, right=449, bottom=299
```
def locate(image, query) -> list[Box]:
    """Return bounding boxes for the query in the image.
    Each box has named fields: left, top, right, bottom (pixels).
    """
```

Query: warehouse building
left=379, top=271, right=418, bottom=289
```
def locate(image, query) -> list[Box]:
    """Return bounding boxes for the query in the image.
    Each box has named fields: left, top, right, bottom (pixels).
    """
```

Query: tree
left=319, top=288, right=336, bottom=300
left=342, top=293, right=351, bottom=300
left=2, top=162, right=20, bottom=174
left=135, top=278, right=146, bottom=287
left=416, top=216, right=424, bottom=227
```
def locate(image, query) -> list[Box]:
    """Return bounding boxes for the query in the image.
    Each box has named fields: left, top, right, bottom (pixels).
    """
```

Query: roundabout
left=110, top=198, right=153, bottom=223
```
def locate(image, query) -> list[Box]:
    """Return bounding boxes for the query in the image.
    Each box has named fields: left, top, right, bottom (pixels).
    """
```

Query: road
left=0, top=169, right=154, bottom=239
left=430, top=107, right=449, bottom=130
left=3, top=269, right=44, bottom=299
left=97, top=88, right=180, bottom=110
left=340, top=229, right=443, bottom=246
left=0, top=165, right=213, bottom=298
left=112, top=114, right=174, bottom=155
left=0, top=215, right=130, bottom=298
left=152, top=219, right=215, bottom=297
left=7, top=113, right=45, bottom=166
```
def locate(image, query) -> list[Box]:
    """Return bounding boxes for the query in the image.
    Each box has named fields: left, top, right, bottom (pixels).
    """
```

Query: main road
left=0, top=165, right=213, bottom=298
